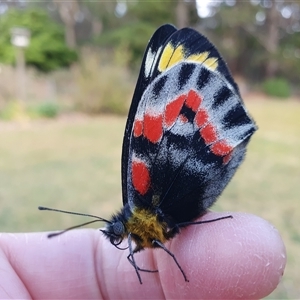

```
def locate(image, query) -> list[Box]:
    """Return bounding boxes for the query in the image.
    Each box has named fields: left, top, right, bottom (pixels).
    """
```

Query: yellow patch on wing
left=187, top=51, right=209, bottom=63
left=158, top=44, right=219, bottom=73
left=187, top=52, right=218, bottom=71
left=203, top=57, right=218, bottom=70
left=152, top=194, right=160, bottom=206
left=158, top=43, right=185, bottom=72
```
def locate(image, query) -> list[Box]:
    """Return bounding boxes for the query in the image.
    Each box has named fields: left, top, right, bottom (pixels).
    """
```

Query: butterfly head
left=101, top=218, right=127, bottom=248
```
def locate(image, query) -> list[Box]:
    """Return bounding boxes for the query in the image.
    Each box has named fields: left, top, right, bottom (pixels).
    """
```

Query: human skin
left=0, top=211, right=286, bottom=299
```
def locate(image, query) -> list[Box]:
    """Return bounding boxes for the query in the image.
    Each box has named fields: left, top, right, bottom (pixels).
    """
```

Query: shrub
left=262, top=78, right=291, bottom=99
left=27, top=102, right=59, bottom=118
left=0, top=101, right=59, bottom=120
left=0, top=101, right=28, bottom=120
left=0, top=8, right=77, bottom=72
left=73, top=48, right=133, bottom=115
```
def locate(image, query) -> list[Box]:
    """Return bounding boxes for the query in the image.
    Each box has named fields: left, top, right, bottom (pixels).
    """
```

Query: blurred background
left=0, top=1, right=299, bottom=298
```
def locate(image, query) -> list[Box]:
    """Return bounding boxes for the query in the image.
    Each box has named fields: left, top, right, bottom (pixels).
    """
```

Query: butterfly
left=39, top=24, right=257, bottom=284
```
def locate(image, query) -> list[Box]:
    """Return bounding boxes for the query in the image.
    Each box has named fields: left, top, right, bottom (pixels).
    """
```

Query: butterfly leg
left=152, top=239, right=189, bottom=282
left=127, top=233, right=143, bottom=284
left=127, top=253, right=158, bottom=273
left=127, top=233, right=159, bottom=284
left=127, top=254, right=159, bottom=273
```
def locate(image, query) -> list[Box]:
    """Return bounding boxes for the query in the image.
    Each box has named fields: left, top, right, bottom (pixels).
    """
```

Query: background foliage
left=0, top=8, right=77, bottom=72
left=0, top=0, right=299, bottom=105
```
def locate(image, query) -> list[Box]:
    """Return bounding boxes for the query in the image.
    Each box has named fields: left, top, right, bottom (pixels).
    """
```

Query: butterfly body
left=103, top=204, right=172, bottom=250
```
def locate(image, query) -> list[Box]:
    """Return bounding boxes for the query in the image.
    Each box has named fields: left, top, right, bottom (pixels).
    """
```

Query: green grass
left=0, top=116, right=125, bottom=230
left=0, top=99, right=299, bottom=298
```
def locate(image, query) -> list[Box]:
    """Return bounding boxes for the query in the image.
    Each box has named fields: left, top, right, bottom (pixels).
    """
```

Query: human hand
left=0, top=211, right=285, bottom=299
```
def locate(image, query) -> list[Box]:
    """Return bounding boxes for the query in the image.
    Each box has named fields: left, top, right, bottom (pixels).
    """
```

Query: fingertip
left=161, top=212, right=286, bottom=299
left=224, top=212, right=286, bottom=298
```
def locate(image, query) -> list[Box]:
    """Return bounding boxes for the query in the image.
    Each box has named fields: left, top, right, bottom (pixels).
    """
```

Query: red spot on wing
left=195, top=109, right=208, bottom=127
left=179, top=114, right=188, bottom=123
left=133, top=119, right=143, bottom=137
left=223, top=151, right=233, bottom=164
left=211, top=140, right=233, bottom=156
left=200, top=123, right=217, bottom=144
left=185, top=90, right=202, bottom=112
left=165, top=94, right=186, bottom=127
left=132, top=160, right=150, bottom=195
left=144, top=113, right=163, bottom=143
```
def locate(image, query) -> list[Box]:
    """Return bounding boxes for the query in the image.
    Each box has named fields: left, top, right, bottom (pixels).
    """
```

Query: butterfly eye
left=111, top=238, right=122, bottom=246
left=113, top=221, right=125, bottom=236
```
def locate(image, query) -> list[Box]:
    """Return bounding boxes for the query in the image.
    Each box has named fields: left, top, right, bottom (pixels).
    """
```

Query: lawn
left=0, top=98, right=299, bottom=298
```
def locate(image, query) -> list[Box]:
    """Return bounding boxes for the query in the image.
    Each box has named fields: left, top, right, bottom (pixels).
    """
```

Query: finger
left=160, top=211, right=286, bottom=299
left=0, top=230, right=102, bottom=299
left=98, top=211, right=286, bottom=299
left=0, top=211, right=286, bottom=299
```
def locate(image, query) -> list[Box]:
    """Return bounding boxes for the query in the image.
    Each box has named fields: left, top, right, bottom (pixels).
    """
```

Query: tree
left=53, top=0, right=79, bottom=49
left=200, top=0, right=300, bottom=83
left=0, top=8, right=77, bottom=72
left=94, top=1, right=198, bottom=69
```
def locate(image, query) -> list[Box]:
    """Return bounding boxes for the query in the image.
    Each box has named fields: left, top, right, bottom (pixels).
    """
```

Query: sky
left=196, top=0, right=212, bottom=18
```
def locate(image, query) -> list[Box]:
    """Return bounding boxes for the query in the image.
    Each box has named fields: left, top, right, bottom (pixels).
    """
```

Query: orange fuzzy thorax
left=126, top=208, right=169, bottom=248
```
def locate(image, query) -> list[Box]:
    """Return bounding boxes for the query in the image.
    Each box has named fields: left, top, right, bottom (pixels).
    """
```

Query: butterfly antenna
left=47, top=219, right=105, bottom=238
left=38, top=206, right=112, bottom=238
left=38, top=206, right=111, bottom=222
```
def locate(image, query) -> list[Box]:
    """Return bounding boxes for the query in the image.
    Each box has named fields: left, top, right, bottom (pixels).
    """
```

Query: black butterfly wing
left=122, top=24, right=177, bottom=205
left=123, top=25, right=257, bottom=224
